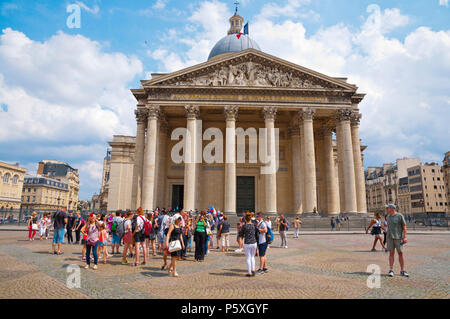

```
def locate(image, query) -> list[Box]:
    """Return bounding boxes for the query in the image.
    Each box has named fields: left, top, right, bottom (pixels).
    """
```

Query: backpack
left=266, top=226, right=274, bottom=244
left=141, top=216, right=152, bottom=235
left=115, top=218, right=125, bottom=238
left=131, top=215, right=139, bottom=233
left=286, top=220, right=290, bottom=231
left=111, top=219, right=118, bottom=232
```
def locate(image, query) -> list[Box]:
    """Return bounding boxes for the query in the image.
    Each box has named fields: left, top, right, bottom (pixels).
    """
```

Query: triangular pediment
left=143, top=49, right=356, bottom=91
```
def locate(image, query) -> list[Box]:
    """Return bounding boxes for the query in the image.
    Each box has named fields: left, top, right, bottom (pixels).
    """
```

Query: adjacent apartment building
left=366, top=156, right=448, bottom=217
left=407, top=162, right=447, bottom=217
left=21, top=176, right=69, bottom=212
left=365, top=158, right=420, bottom=214
left=37, top=160, right=79, bottom=211
left=0, top=161, right=27, bottom=210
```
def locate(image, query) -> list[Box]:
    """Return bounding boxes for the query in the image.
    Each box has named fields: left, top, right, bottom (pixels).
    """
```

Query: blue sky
left=0, top=0, right=449, bottom=200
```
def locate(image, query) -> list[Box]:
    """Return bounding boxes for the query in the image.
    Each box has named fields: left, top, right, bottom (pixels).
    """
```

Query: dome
left=208, top=34, right=261, bottom=60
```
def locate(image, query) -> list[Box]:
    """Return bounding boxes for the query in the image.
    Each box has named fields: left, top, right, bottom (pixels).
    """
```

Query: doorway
left=236, top=176, right=255, bottom=215
left=171, top=185, right=184, bottom=211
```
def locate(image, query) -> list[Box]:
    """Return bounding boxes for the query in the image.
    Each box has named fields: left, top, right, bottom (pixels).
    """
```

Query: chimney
left=37, top=162, right=45, bottom=175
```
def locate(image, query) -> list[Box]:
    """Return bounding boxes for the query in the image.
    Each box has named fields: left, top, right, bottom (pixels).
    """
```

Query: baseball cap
left=385, top=204, right=396, bottom=210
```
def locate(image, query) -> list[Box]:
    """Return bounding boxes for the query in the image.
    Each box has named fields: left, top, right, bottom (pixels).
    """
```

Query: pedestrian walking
left=219, top=215, right=230, bottom=252
left=84, top=214, right=101, bottom=270
left=336, top=216, right=341, bottom=231
left=279, top=214, right=288, bottom=248
left=239, top=212, right=259, bottom=277
left=366, top=212, right=387, bottom=251
left=133, top=207, right=148, bottom=266
left=39, top=213, right=48, bottom=241
left=121, top=212, right=133, bottom=265
left=166, top=214, right=184, bottom=277
left=52, top=208, right=68, bottom=255
left=293, top=217, right=302, bottom=238
left=74, top=211, right=84, bottom=244
left=193, top=211, right=208, bottom=262
left=150, top=212, right=158, bottom=256
left=330, top=217, right=335, bottom=231
left=385, top=204, right=409, bottom=277
left=111, top=211, right=123, bottom=255
left=98, top=223, right=109, bottom=264
left=256, top=213, right=269, bottom=274
left=28, top=212, right=38, bottom=241
left=66, top=211, right=75, bottom=244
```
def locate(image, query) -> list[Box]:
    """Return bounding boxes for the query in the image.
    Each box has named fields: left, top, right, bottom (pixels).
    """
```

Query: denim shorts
left=112, top=233, right=121, bottom=245
left=258, top=242, right=268, bottom=257
left=157, top=232, right=166, bottom=243
left=53, top=228, right=65, bottom=244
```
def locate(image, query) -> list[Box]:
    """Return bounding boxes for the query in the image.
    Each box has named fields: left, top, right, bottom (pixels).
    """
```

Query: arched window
left=3, top=173, right=10, bottom=184
left=12, top=175, right=18, bottom=185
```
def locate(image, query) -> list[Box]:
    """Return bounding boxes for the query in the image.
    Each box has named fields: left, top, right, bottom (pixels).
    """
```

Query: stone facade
left=365, top=158, right=420, bottom=214
left=106, top=136, right=136, bottom=211
left=126, top=47, right=368, bottom=217
left=21, top=176, right=69, bottom=211
left=0, top=161, right=27, bottom=210
left=37, top=160, right=79, bottom=211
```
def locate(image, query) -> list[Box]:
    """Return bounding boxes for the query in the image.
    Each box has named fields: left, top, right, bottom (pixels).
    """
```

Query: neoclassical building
left=126, top=11, right=367, bottom=216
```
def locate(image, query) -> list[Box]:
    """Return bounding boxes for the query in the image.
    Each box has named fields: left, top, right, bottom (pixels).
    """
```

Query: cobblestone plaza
left=0, top=231, right=448, bottom=299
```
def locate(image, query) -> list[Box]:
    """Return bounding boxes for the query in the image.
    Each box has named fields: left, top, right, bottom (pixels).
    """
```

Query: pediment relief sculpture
left=163, top=62, right=336, bottom=89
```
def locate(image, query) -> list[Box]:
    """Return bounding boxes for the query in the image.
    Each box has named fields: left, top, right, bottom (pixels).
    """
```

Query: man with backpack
left=111, top=211, right=124, bottom=255
left=132, top=208, right=148, bottom=266
left=256, top=213, right=269, bottom=274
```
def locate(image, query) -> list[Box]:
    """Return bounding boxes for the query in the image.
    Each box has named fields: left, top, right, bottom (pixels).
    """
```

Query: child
left=98, top=224, right=109, bottom=263
left=39, top=215, right=47, bottom=240
left=81, top=223, right=88, bottom=261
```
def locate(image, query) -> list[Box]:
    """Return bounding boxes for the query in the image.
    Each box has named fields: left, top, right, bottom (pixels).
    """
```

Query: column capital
left=299, top=107, right=316, bottom=121
left=135, top=108, right=148, bottom=124
left=336, top=108, right=353, bottom=122
left=224, top=106, right=239, bottom=120
left=185, top=105, right=200, bottom=119
left=350, top=111, right=362, bottom=126
left=147, top=105, right=161, bottom=119
left=318, top=125, right=334, bottom=138
left=262, top=106, right=277, bottom=121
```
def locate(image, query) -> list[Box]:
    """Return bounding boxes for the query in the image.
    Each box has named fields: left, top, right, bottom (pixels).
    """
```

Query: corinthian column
left=323, top=125, right=338, bottom=215
left=142, top=105, right=160, bottom=211
left=131, top=107, right=147, bottom=210
left=300, top=108, right=317, bottom=214
left=262, top=107, right=278, bottom=215
left=224, top=106, right=238, bottom=215
left=183, top=105, right=200, bottom=212
left=336, top=109, right=357, bottom=214
left=351, top=111, right=367, bottom=214
left=289, top=125, right=303, bottom=215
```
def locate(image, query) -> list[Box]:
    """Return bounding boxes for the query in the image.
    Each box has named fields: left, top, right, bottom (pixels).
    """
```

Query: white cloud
left=153, top=0, right=169, bottom=10
left=0, top=28, right=143, bottom=199
left=439, top=0, right=449, bottom=7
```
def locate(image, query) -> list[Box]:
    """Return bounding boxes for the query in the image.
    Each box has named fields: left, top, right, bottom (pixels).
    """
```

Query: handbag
left=168, top=239, right=182, bottom=253
left=32, top=224, right=38, bottom=231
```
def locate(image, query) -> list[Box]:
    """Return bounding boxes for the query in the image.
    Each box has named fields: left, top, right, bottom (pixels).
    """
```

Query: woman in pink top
left=84, top=214, right=101, bottom=270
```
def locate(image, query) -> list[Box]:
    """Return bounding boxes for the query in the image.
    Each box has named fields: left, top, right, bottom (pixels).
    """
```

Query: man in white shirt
left=256, top=213, right=269, bottom=274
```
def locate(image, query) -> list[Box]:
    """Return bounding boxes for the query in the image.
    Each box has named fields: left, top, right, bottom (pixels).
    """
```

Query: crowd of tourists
left=26, top=203, right=409, bottom=278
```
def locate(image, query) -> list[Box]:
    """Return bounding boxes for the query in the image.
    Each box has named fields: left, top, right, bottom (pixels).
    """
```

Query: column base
left=264, top=212, right=278, bottom=217
left=301, top=212, right=321, bottom=217
left=319, top=212, right=340, bottom=217
left=223, top=212, right=237, bottom=217
left=339, top=212, right=361, bottom=217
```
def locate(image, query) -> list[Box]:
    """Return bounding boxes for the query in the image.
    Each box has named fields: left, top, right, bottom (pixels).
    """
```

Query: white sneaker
left=84, top=265, right=89, bottom=269
left=285, top=246, right=288, bottom=249
left=93, top=265, right=98, bottom=270
left=235, top=248, right=242, bottom=252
